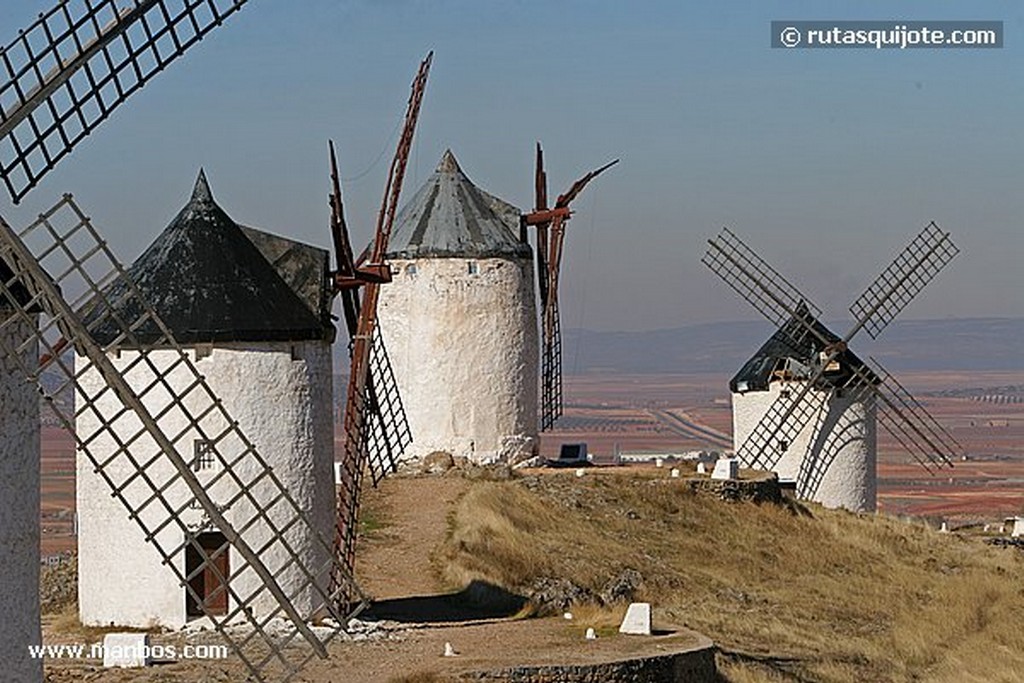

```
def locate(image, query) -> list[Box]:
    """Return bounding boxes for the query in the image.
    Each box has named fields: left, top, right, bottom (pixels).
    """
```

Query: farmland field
left=37, top=370, right=1024, bottom=560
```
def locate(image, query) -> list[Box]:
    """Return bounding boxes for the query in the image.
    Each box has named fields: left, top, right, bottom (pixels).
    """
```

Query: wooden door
left=185, top=531, right=229, bottom=618
left=201, top=533, right=229, bottom=615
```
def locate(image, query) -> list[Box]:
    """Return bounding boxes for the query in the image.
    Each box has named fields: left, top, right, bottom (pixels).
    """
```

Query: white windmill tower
left=703, top=225, right=963, bottom=512
left=728, top=306, right=880, bottom=510
left=375, top=150, right=541, bottom=465
left=74, top=170, right=337, bottom=628
left=2, top=191, right=369, bottom=683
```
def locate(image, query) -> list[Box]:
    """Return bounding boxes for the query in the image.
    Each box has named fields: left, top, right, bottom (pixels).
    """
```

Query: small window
left=193, top=440, right=216, bottom=472
left=835, top=389, right=845, bottom=399
left=290, top=345, right=301, bottom=361
left=195, top=344, right=212, bottom=360
left=467, top=261, right=478, bottom=275
left=780, top=389, right=791, bottom=399
left=406, top=263, right=417, bottom=277
left=777, top=440, right=789, bottom=453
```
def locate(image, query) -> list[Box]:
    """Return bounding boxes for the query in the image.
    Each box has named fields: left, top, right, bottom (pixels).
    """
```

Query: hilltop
left=373, top=466, right=1024, bottom=682
left=41, top=465, right=1024, bottom=682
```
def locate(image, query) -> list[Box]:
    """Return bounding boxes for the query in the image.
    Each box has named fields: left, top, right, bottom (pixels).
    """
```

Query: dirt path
left=355, top=474, right=469, bottom=600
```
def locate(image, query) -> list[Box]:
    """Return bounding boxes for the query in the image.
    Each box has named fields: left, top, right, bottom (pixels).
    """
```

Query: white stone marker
left=102, top=633, right=150, bottom=668
left=618, top=602, right=652, bottom=636
left=585, top=627, right=597, bottom=640
left=670, top=468, right=680, bottom=478
left=575, top=468, right=586, bottom=478
left=711, top=458, right=739, bottom=481
left=655, top=457, right=664, bottom=468
left=334, top=461, right=344, bottom=486
left=696, top=462, right=707, bottom=475
left=443, top=642, right=458, bottom=657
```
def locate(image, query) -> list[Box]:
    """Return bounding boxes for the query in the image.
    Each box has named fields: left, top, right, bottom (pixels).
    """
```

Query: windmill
left=0, top=0, right=249, bottom=204
left=1, top=197, right=370, bottom=682
left=702, top=224, right=963, bottom=511
left=329, top=53, right=429, bottom=597
left=522, top=144, right=617, bottom=430
left=372, top=148, right=540, bottom=466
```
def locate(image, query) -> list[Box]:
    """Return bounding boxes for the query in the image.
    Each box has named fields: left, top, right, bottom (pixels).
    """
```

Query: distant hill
left=562, top=317, right=1024, bottom=375
left=330, top=317, right=1023, bottom=380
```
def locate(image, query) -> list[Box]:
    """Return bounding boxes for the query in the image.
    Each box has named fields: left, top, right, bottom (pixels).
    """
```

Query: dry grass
left=438, top=471, right=1024, bottom=682
left=44, top=603, right=146, bottom=641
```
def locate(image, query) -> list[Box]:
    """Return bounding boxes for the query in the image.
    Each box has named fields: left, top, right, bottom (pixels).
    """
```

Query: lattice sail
left=703, top=227, right=822, bottom=351
left=862, top=358, right=960, bottom=470
left=0, top=0, right=249, bottom=203
left=362, top=330, right=412, bottom=484
left=540, top=294, right=563, bottom=431
left=332, top=324, right=411, bottom=597
left=0, top=196, right=362, bottom=683
left=849, top=222, right=959, bottom=340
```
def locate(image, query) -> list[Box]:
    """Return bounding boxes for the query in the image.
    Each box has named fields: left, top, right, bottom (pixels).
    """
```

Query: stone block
left=711, top=458, right=739, bottom=481
left=102, top=633, right=150, bottom=668
left=1013, top=517, right=1024, bottom=538
left=618, top=602, right=652, bottom=635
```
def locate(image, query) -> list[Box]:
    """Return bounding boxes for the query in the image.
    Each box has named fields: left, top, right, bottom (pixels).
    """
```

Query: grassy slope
left=437, top=471, right=1024, bottom=683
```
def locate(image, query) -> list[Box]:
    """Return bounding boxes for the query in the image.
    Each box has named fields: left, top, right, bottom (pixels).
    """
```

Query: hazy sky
left=1, top=1, right=1021, bottom=332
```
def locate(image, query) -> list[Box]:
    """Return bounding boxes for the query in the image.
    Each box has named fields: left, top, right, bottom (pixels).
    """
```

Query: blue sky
left=1, top=1, right=1021, bottom=331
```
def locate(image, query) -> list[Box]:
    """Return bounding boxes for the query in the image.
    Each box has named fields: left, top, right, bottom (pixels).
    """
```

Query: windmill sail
left=332, top=53, right=431, bottom=595
left=702, top=227, right=822, bottom=351
left=849, top=222, right=959, bottom=340
left=526, top=147, right=617, bottom=431
left=362, top=330, right=412, bottom=482
left=0, top=196, right=362, bottom=683
left=0, top=0, right=249, bottom=203
left=540, top=294, right=563, bottom=430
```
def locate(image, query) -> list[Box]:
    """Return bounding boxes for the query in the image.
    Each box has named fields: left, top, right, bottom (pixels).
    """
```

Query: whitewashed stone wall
left=732, top=381, right=876, bottom=512
left=76, top=341, right=334, bottom=628
left=377, top=256, right=539, bottom=465
left=1, top=312, right=42, bottom=683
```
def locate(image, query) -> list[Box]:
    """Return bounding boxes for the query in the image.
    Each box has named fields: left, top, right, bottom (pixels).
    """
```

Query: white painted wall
left=732, top=381, right=876, bottom=512
left=76, top=341, right=334, bottom=628
left=0, top=312, right=42, bottom=683
left=377, top=256, right=539, bottom=465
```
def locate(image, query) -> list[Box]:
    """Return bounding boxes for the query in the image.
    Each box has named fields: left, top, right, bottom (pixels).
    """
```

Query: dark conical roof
left=730, top=305, right=877, bottom=393
left=383, top=150, right=531, bottom=260
left=82, top=171, right=331, bottom=345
